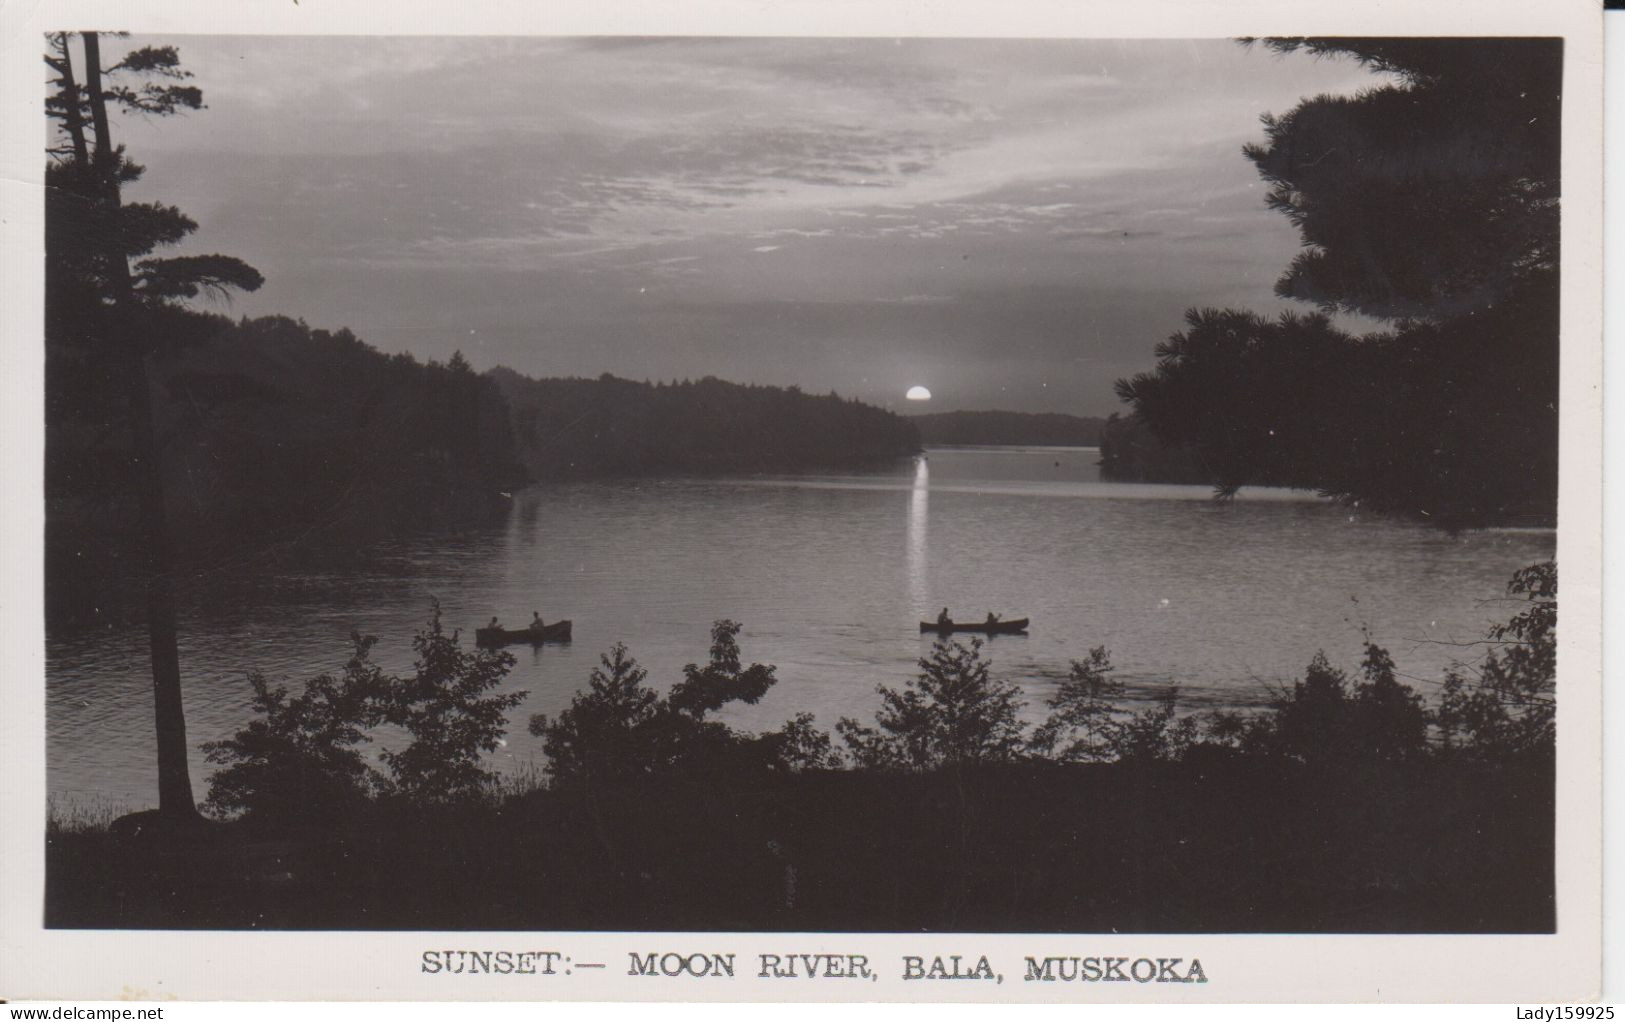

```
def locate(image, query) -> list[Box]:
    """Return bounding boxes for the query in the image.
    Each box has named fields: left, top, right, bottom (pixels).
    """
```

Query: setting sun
left=905, top=385, right=932, bottom=401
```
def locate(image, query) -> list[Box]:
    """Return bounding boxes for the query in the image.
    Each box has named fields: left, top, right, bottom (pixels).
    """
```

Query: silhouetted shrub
left=532, top=620, right=828, bottom=785
left=202, top=562, right=1555, bottom=825
left=202, top=601, right=526, bottom=818
left=763, top=711, right=845, bottom=771
left=670, top=620, right=778, bottom=718
left=1029, top=649, right=1198, bottom=763
left=378, top=601, right=525, bottom=804
left=1209, top=643, right=1428, bottom=767
left=530, top=642, right=664, bottom=785
left=1351, top=642, right=1429, bottom=762
left=837, top=637, right=1027, bottom=770
left=1029, top=646, right=1123, bottom=761
left=1257, top=651, right=1353, bottom=763
left=1112, top=686, right=1201, bottom=763
left=201, top=633, right=388, bottom=821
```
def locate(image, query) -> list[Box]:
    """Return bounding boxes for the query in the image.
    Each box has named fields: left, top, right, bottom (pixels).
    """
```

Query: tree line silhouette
left=908, top=410, right=1106, bottom=447
left=49, top=312, right=528, bottom=620
left=50, top=312, right=924, bottom=628
left=1112, top=39, right=1560, bottom=527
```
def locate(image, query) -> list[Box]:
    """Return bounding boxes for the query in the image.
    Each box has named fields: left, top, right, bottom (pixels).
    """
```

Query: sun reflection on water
left=908, top=455, right=929, bottom=615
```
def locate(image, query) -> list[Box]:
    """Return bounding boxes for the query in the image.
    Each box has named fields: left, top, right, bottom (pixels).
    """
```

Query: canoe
left=920, top=617, right=1029, bottom=635
left=476, top=620, right=573, bottom=647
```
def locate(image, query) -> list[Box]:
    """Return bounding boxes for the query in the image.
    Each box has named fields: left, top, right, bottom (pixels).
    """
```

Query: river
left=46, top=445, right=1555, bottom=809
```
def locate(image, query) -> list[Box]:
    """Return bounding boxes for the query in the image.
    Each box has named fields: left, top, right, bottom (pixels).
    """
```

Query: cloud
left=116, top=35, right=1392, bottom=412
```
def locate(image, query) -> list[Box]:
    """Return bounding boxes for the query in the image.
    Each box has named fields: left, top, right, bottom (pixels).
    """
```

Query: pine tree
left=46, top=33, right=263, bottom=819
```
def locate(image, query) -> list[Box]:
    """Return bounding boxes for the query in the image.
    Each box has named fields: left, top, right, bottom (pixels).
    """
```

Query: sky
left=106, top=36, right=1385, bottom=416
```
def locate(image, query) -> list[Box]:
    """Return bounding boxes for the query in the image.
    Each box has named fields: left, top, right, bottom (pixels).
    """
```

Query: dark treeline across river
left=47, top=314, right=921, bottom=625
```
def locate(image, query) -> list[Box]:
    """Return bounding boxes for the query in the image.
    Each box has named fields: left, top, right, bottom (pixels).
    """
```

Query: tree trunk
left=82, top=31, right=200, bottom=820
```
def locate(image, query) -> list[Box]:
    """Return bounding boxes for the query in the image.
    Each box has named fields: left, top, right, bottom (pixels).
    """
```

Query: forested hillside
left=48, top=317, right=922, bottom=621
left=47, top=315, right=525, bottom=619
left=909, top=410, right=1106, bottom=446
left=492, top=369, right=921, bottom=479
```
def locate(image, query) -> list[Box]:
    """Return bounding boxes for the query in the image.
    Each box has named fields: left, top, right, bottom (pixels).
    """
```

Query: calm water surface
left=46, top=446, right=1555, bottom=808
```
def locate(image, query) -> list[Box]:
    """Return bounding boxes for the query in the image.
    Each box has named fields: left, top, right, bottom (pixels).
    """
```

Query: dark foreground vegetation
left=46, top=753, right=1552, bottom=932
left=47, top=564, right=1556, bottom=932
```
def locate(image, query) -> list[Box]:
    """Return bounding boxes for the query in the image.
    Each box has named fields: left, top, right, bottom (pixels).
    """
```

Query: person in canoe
left=530, top=611, right=545, bottom=632
left=937, top=607, right=951, bottom=629
left=985, top=611, right=1001, bottom=628
left=489, top=616, right=502, bottom=630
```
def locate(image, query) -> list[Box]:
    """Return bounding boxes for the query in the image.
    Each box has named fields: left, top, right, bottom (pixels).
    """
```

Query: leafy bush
left=669, top=621, right=778, bottom=718
left=378, top=602, right=525, bottom=804
left=1112, top=686, right=1201, bottom=763
left=837, top=638, right=1027, bottom=770
left=1264, top=651, right=1357, bottom=762
left=202, top=602, right=525, bottom=818
left=202, top=633, right=388, bottom=821
left=532, top=620, right=828, bottom=785
left=1436, top=561, right=1556, bottom=758
left=1206, top=644, right=1428, bottom=767
left=762, top=711, right=845, bottom=772
left=1030, top=648, right=1197, bottom=764
left=1351, top=642, right=1428, bottom=762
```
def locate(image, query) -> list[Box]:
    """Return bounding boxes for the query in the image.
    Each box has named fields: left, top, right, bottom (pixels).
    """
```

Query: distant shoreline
left=922, top=443, right=1101, bottom=453
left=908, top=410, right=1105, bottom=447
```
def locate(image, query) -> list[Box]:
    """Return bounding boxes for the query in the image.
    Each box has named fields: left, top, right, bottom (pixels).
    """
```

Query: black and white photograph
left=2, top=0, right=1606, bottom=1003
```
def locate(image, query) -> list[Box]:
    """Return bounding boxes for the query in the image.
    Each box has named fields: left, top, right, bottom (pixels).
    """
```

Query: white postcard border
left=0, top=0, right=1604, bottom=1003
